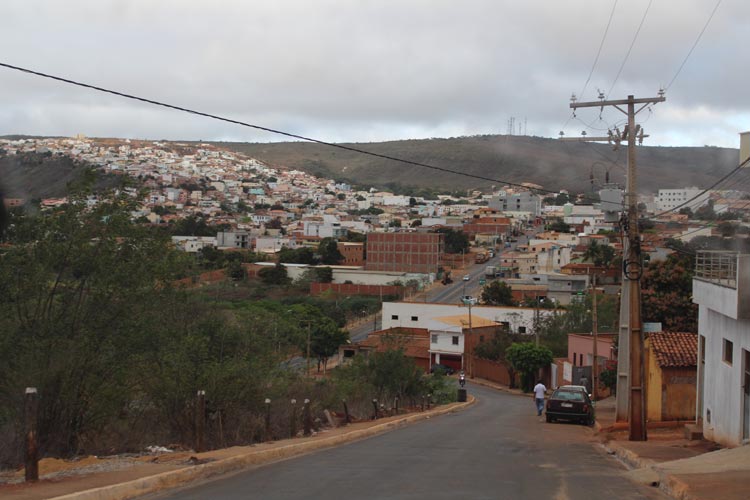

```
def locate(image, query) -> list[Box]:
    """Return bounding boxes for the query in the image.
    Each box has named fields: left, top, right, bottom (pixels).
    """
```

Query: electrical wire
left=651, top=156, right=750, bottom=218
left=0, top=61, right=570, bottom=198
left=607, top=0, right=653, bottom=98
left=665, top=0, right=723, bottom=90
left=579, top=0, right=619, bottom=101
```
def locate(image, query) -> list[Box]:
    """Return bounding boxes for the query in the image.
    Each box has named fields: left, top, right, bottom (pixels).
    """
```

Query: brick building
left=365, top=232, right=444, bottom=274
left=337, top=241, right=365, bottom=266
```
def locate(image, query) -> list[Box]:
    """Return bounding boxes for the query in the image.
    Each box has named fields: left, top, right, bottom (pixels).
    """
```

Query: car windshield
left=552, top=390, right=585, bottom=402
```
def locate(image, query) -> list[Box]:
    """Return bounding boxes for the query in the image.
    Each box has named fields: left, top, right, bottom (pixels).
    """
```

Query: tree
left=582, top=240, right=616, bottom=267
left=547, top=218, right=570, bottom=233
left=435, top=228, right=470, bottom=254
left=278, top=246, right=316, bottom=265
left=318, top=237, right=344, bottom=265
left=641, top=253, right=697, bottom=332
left=481, top=281, right=516, bottom=306
left=505, top=343, right=553, bottom=392
left=258, top=262, right=290, bottom=286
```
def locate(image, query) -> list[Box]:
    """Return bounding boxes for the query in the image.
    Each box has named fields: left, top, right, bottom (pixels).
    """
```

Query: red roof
left=649, top=332, right=698, bottom=368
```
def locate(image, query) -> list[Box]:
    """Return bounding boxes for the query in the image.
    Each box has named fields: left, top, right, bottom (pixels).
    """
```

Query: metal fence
left=694, top=251, right=738, bottom=289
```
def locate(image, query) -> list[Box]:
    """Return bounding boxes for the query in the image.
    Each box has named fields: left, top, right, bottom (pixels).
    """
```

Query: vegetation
left=435, top=228, right=470, bottom=254
left=480, top=281, right=516, bottom=306
left=505, top=343, right=553, bottom=392
left=641, top=253, right=698, bottom=332
left=0, top=192, right=454, bottom=469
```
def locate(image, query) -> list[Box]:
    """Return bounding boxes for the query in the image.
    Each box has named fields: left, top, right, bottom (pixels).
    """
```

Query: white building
left=488, top=190, right=541, bottom=216
left=693, top=251, right=750, bottom=447
left=381, top=302, right=557, bottom=336
left=656, top=187, right=709, bottom=212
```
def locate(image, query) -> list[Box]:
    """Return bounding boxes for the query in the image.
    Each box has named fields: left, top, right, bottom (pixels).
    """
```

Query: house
left=645, top=332, right=698, bottom=422
left=339, top=327, right=430, bottom=371
left=426, top=315, right=499, bottom=372
left=693, top=250, right=750, bottom=446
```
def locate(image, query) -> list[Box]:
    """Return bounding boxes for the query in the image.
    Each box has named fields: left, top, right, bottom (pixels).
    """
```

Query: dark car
left=545, top=387, right=594, bottom=425
left=430, top=363, right=455, bottom=375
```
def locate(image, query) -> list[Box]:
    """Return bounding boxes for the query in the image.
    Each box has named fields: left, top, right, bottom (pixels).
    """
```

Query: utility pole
left=591, top=273, right=599, bottom=401
left=567, top=91, right=665, bottom=441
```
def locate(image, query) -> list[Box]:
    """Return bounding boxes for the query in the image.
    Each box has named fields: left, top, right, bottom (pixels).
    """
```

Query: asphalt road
left=153, top=384, right=667, bottom=500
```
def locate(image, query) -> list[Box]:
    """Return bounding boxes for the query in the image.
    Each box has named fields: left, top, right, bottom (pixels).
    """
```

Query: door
left=742, top=349, right=750, bottom=442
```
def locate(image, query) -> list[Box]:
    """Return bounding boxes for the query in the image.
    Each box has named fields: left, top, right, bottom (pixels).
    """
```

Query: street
left=152, top=383, right=667, bottom=500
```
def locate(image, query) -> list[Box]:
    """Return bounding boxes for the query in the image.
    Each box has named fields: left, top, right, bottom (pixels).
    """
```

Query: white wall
left=698, top=306, right=750, bottom=447
left=382, top=302, right=555, bottom=335
left=430, top=330, right=464, bottom=356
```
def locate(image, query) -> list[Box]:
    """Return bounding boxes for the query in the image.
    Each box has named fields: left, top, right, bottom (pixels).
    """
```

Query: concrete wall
left=382, top=302, right=554, bottom=335
left=697, top=305, right=750, bottom=446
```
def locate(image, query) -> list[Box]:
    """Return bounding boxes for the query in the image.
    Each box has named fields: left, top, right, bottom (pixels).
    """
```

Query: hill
left=0, top=151, right=117, bottom=200
left=214, top=135, right=738, bottom=195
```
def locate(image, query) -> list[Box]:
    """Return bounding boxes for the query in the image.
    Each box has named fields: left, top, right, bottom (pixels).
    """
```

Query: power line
left=651, top=156, right=750, bottom=218
left=665, top=0, right=723, bottom=90
left=579, top=0, right=619, bottom=101
left=0, top=61, right=567, bottom=197
left=607, top=0, right=653, bottom=98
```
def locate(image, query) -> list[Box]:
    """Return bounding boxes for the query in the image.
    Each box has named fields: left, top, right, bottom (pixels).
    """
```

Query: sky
left=0, top=0, right=746, bottom=148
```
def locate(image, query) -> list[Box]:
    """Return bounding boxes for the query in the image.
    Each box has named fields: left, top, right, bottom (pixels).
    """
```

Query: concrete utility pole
left=591, top=274, right=599, bottom=401
left=567, top=92, right=665, bottom=441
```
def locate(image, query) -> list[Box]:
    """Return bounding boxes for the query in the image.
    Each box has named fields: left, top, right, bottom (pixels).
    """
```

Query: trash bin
left=457, top=388, right=467, bottom=402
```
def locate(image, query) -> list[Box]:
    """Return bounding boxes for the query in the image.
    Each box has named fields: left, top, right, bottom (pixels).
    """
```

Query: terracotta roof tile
left=649, top=332, right=698, bottom=368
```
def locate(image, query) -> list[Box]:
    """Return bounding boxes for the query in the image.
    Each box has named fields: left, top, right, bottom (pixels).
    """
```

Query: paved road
left=154, top=384, right=667, bottom=500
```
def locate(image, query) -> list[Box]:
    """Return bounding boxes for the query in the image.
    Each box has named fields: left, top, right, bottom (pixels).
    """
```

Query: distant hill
left=0, top=151, right=116, bottom=200
left=214, top=135, right=739, bottom=195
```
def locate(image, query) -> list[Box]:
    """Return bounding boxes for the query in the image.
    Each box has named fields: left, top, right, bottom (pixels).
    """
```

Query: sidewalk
left=593, top=396, right=749, bottom=500
left=0, top=398, right=474, bottom=500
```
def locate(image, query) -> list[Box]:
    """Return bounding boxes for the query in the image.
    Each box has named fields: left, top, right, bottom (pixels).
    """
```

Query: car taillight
left=583, top=404, right=589, bottom=412
left=546, top=402, right=551, bottom=409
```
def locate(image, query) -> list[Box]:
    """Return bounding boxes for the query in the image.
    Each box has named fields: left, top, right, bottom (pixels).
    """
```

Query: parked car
left=545, top=387, right=595, bottom=425
left=462, top=274, right=471, bottom=281
left=461, top=295, right=478, bottom=305
left=430, top=363, right=455, bottom=375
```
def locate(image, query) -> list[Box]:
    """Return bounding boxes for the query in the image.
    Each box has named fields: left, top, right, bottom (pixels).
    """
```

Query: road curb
left=48, top=397, right=476, bottom=500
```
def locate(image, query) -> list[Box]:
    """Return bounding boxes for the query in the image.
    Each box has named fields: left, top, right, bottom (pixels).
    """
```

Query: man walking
left=533, top=380, right=547, bottom=417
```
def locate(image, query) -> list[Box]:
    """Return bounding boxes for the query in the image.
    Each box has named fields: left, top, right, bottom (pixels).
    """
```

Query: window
left=452, top=336, right=459, bottom=345
left=431, top=334, right=438, bottom=344
left=411, top=316, right=418, bottom=322
left=580, top=353, right=584, bottom=366
left=573, top=352, right=577, bottom=366
left=723, top=338, right=733, bottom=365
left=518, top=326, right=527, bottom=334
left=391, top=315, right=398, bottom=320
left=479, top=335, right=485, bottom=343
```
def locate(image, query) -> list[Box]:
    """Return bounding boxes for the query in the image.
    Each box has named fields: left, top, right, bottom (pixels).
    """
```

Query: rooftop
left=649, top=332, right=698, bottom=368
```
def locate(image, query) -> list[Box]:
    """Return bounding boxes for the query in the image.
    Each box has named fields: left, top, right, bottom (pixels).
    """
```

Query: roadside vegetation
left=0, top=190, right=453, bottom=470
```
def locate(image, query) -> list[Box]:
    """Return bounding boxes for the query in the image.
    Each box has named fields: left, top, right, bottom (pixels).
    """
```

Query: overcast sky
left=0, top=0, right=746, bottom=148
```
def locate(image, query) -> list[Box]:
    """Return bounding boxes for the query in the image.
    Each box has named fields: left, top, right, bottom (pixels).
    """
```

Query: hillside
left=0, top=151, right=117, bottom=200
left=214, top=135, right=738, bottom=195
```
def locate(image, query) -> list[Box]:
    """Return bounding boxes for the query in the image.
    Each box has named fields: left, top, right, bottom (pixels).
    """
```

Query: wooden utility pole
left=568, top=92, right=665, bottom=441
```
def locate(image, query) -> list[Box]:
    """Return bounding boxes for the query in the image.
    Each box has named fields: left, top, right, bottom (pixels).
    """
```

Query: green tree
left=0, top=192, right=189, bottom=458
left=435, top=228, right=470, bottom=254
left=547, top=218, right=570, bottom=233
left=318, top=237, right=344, bottom=265
left=641, top=253, right=697, bottom=332
left=505, top=343, right=553, bottom=392
left=278, top=246, right=317, bottom=265
left=258, top=262, right=291, bottom=286
left=481, top=281, right=516, bottom=306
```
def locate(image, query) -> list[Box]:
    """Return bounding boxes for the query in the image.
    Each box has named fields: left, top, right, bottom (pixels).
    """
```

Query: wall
left=473, top=358, right=514, bottom=386
left=365, top=232, right=444, bottom=274
left=382, top=302, right=555, bottom=335
left=698, top=305, right=750, bottom=447
left=311, top=283, right=404, bottom=298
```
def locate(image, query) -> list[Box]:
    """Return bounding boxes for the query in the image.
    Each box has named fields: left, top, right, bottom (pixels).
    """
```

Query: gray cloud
left=0, top=0, right=747, bottom=148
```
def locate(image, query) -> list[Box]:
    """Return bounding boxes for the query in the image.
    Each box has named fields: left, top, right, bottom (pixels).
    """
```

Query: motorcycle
left=459, top=374, right=466, bottom=388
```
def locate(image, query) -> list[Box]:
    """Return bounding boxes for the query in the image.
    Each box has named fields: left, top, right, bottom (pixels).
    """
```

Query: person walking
left=533, top=380, right=547, bottom=417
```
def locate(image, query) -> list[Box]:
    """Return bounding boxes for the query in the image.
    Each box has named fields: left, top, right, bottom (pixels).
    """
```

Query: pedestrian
left=533, top=380, right=547, bottom=417
left=580, top=375, right=589, bottom=393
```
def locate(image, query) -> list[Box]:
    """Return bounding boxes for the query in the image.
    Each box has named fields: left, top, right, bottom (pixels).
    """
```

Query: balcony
left=693, top=251, right=750, bottom=320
